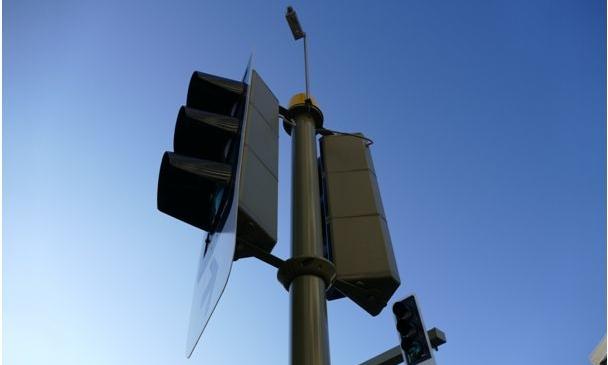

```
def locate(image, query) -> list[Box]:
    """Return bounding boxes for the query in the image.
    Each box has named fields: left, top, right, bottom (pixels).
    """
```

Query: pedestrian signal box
left=320, top=134, right=400, bottom=316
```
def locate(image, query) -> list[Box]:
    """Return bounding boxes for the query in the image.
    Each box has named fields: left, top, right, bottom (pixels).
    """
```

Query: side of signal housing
left=319, top=133, right=400, bottom=316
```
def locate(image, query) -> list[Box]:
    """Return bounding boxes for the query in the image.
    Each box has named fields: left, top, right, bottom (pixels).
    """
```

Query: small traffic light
left=158, top=69, right=279, bottom=256
left=393, top=295, right=434, bottom=365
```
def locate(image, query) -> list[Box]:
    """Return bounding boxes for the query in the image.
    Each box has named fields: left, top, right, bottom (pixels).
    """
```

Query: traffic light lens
left=404, top=341, right=423, bottom=360
left=393, top=302, right=405, bottom=316
left=211, top=187, right=225, bottom=217
left=393, top=302, right=413, bottom=320
left=396, top=320, right=417, bottom=338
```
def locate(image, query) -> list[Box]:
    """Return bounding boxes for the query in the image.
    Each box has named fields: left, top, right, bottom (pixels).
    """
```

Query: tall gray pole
left=287, top=95, right=330, bottom=365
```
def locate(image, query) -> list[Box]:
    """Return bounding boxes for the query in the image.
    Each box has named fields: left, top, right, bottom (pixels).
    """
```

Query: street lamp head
left=285, top=6, right=305, bottom=40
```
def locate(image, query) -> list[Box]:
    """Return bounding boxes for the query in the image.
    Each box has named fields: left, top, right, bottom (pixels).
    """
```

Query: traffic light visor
left=174, top=106, right=239, bottom=162
left=186, top=72, right=245, bottom=115
left=157, top=152, right=232, bottom=231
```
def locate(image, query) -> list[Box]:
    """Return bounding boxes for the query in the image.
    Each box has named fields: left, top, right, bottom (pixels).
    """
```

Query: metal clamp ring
left=277, top=256, right=336, bottom=291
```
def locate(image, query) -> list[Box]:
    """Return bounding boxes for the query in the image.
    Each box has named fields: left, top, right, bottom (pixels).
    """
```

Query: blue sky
left=3, top=1, right=605, bottom=364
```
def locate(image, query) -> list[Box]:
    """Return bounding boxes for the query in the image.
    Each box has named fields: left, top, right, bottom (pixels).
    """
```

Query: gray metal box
left=235, top=70, right=278, bottom=258
left=320, top=134, right=400, bottom=315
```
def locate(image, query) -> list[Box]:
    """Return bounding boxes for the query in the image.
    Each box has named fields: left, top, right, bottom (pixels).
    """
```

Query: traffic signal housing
left=393, top=295, right=434, bottom=365
left=319, top=133, right=400, bottom=316
left=157, top=69, right=278, bottom=257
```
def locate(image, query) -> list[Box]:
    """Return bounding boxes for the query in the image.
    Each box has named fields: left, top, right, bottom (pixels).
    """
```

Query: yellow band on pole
left=288, top=93, right=320, bottom=109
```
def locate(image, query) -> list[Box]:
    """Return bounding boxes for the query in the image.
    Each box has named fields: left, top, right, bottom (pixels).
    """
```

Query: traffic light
left=393, top=295, right=434, bottom=365
left=158, top=72, right=244, bottom=232
left=158, top=69, right=279, bottom=257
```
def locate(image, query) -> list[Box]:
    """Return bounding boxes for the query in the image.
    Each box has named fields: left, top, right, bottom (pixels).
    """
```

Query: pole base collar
left=277, top=256, right=336, bottom=290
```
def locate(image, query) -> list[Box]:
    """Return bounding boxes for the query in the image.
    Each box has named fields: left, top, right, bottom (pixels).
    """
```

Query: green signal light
left=406, top=341, right=423, bottom=360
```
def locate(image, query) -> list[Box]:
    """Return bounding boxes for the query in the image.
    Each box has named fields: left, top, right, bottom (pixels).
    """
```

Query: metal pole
left=289, top=105, right=330, bottom=365
left=303, top=35, right=310, bottom=98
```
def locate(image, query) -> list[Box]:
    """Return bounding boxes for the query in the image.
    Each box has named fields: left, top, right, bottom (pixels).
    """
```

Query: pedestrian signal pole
left=285, top=94, right=331, bottom=365
left=282, top=7, right=332, bottom=365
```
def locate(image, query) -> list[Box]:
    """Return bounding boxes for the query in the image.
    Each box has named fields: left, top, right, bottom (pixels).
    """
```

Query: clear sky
left=3, top=0, right=606, bottom=364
